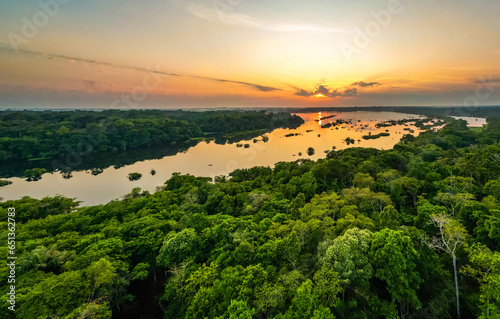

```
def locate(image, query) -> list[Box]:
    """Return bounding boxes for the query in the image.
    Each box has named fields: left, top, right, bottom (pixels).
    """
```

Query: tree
left=275, top=280, right=335, bottom=319
left=281, top=233, right=301, bottom=269
left=378, top=205, right=400, bottom=230
left=0, top=179, right=12, bottom=187
left=435, top=192, right=475, bottom=216
left=462, top=244, right=500, bottom=318
left=66, top=300, right=112, bottom=319
left=299, top=192, right=343, bottom=221
left=290, top=193, right=306, bottom=219
left=216, top=300, right=255, bottom=319
left=435, top=175, right=476, bottom=216
left=16, top=271, right=91, bottom=318
left=424, top=213, right=467, bottom=318
left=342, top=187, right=392, bottom=215
left=371, top=229, right=422, bottom=318
left=352, top=173, right=375, bottom=189
left=24, top=168, right=47, bottom=181
left=319, top=228, right=373, bottom=295
left=398, top=176, right=423, bottom=206
left=157, top=229, right=199, bottom=268
left=85, top=258, right=117, bottom=301
left=335, top=207, right=376, bottom=235
left=128, top=172, right=142, bottom=181
left=313, top=266, right=343, bottom=308
left=56, top=125, right=70, bottom=136
left=18, top=245, right=73, bottom=275
left=484, top=178, right=500, bottom=200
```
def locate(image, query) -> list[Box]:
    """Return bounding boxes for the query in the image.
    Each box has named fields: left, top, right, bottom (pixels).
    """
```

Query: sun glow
left=315, top=94, right=325, bottom=98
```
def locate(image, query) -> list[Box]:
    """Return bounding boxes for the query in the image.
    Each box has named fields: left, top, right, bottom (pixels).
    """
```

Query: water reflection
left=0, top=111, right=486, bottom=205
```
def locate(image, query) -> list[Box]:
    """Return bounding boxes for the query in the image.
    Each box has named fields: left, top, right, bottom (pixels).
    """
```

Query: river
left=0, top=111, right=486, bottom=205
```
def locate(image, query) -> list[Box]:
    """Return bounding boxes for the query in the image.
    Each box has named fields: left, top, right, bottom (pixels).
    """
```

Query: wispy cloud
left=474, top=76, right=500, bottom=84
left=0, top=46, right=281, bottom=92
left=351, top=81, right=380, bottom=87
left=82, top=78, right=116, bottom=93
left=184, top=2, right=347, bottom=33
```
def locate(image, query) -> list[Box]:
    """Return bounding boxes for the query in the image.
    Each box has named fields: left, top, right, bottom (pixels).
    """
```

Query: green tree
left=371, top=229, right=422, bottom=318
left=378, top=205, right=400, bottom=230
left=484, top=178, right=500, bottom=201
left=462, top=244, right=500, bottom=319
left=313, top=266, right=343, bottom=308
left=157, top=229, right=199, bottom=268
left=352, top=173, right=375, bottom=189
left=24, top=168, right=47, bottom=181
left=16, top=271, right=91, bottom=318
left=216, top=300, right=255, bottom=319
left=274, top=280, right=335, bottom=319
left=319, top=228, right=373, bottom=294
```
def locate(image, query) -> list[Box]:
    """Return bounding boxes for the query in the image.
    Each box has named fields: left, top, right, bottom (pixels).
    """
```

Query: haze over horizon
left=1, top=0, right=500, bottom=109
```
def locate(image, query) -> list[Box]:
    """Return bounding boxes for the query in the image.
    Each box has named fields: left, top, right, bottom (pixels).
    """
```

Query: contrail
left=0, top=46, right=281, bottom=92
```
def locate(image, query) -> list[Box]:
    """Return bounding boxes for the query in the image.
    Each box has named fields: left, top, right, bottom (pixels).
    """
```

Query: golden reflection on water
left=0, top=111, right=485, bottom=205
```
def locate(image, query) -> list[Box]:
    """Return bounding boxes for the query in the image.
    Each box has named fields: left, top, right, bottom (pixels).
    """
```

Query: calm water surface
left=0, top=112, right=486, bottom=205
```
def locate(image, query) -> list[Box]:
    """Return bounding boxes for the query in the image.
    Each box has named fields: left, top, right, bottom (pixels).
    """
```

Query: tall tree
left=425, top=213, right=467, bottom=318
left=371, top=229, right=422, bottom=318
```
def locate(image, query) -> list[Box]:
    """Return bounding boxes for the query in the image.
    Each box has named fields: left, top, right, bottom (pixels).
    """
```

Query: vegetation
left=362, top=132, right=391, bottom=140
left=0, top=110, right=303, bottom=166
left=61, top=171, right=72, bottom=179
left=287, top=105, right=500, bottom=119
left=344, top=137, right=355, bottom=145
left=321, top=118, right=352, bottom=129
left=128, top=172, right=142, bottom=181
left=0, top=179, right=12, bottom=187
left=23, top=168, right=47, bottom=181
left=1, top=117, right=500, bottom=318
left=90, top=168, right=103, bottom=176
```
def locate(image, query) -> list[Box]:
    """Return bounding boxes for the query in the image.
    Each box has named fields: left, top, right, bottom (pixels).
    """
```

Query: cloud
left=475, top=76, right=500, bottom=84
left=203, top=77, right=279, bottom=92
left=342, top=87, right=358, bottom=97
left=351, top=81, right=381, bottom=87
left=183, top=2, right=347, bottom=33
left=295, top=85, right=357, bottom=98
left=0, top=46, right=281, bottom=92
left=82, top=78, right=116, bottom=93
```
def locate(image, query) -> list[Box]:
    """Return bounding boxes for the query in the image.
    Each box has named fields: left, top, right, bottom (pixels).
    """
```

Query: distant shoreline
left=1, top=105, right=498, bottom=119
left=1, top=105, right=499, bottom=111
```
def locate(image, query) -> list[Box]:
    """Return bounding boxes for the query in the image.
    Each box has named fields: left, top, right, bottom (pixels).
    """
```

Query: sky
left=0, top=0, right=500, bottom=109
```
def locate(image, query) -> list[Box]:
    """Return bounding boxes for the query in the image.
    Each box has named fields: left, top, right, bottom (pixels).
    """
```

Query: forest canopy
left=1, top=116, right=500, bottom=318
left=0, top=110, right=304, bottom=163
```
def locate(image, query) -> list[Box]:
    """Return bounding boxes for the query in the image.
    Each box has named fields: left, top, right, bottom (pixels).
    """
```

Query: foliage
left=0, top=117, right=499, bottom=318
left=0, top=110, right=304, bottom=168
left=128, top=172, right=142, bottom=181
left=0, top=179, right=12, bottom=187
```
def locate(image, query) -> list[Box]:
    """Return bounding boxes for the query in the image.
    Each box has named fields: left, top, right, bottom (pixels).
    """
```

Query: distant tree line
left=0, top=110, right=304, bottom=163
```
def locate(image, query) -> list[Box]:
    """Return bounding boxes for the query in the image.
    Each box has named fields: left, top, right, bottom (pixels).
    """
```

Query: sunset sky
left=1, top=0, right=499, bottom=109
